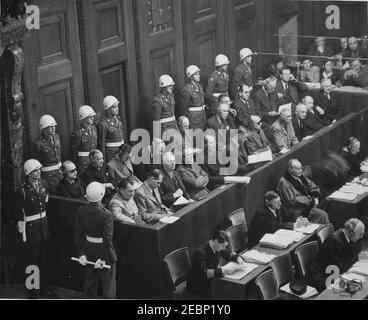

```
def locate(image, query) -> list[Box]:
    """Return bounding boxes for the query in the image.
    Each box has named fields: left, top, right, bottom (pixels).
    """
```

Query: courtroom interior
left=1, top=0, right=368, bottom=300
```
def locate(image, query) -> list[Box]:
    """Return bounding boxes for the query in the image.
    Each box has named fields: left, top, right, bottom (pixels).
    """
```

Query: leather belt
left=86, top=235, right=103, bottom=244
left=25, top=211, right=46, bottom=222
left=106, top=141, right=124, bottom=148
left=189, top=106, right=206, bottom=112
left=41, top=162, right=61, bottom=172
left=78, top=151, right=90, bottom=157
left=160, top=116, right=176, bottom=124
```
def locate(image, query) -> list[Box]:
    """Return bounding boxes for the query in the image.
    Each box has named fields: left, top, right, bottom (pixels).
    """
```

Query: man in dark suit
left=308, top=218, right=365, bottom=292
left=275, top=68, right=307, bottom=112
left=342, top=37, right=368, bottom=60
left=303, top=96, right=323, bottom=136
left=233, top=84, right=260, bottom=128
left=292, top=103, right=308, bottom=141
left=159, top=152, right=192, bottom=209
left=56, top=161, right=86, bottom=199
left=315, top=79, right=343, bottom=126
left=74, top=182, right=117, bottom=299
left=245, top=115, right=271, bottom=154
left=187, top=230, right=244, bottom=299
left=254, top=77, right=279, bottom=127
left=248, top=191, right=309, bottom=247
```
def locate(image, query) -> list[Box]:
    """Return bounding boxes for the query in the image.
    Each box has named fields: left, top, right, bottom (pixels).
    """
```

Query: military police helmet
left=103, top=96, right=120, bottom=110
left=215, top=54, right=230, bottom=67
left=86, top=182, right=106, bottom=203
left=186, top=65, right=200, bottom=79
left=240, top=48, right=255, bottom=60
left=79, top=105, right=96, bottom=121
left=159, top=75, right=175, bottom=88
left=39, top=115, right=57, bottom=130
left=24, top=159, right=42, bottom=176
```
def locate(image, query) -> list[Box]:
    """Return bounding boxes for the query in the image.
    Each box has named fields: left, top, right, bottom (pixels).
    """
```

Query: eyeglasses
left=67, top=169, right=77, bottom=173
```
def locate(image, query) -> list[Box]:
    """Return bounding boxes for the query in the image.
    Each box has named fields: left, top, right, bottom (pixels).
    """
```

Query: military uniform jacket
left=70, top=125, right=98, bottom=162
left=74, top=203, right=117, bottom=264
left=152, top=92, right=176, bottom=121
left=97, top=114, right=124, bottom=157
left=230, top=62, right=253, bottom=99
left=15, top=179, right=50, bottom=242
left=107, top=157, right=141, bottom=186
left=205, top=70, right=230, bottom=100
left=180, top=82, right=206, bottom=129
left=33, top=133, right=61, bottom=167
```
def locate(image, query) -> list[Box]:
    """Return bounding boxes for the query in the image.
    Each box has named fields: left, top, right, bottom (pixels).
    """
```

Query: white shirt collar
left=267, top=206, right=277, bottom=218
left=342, top=229, right=351, bottom=243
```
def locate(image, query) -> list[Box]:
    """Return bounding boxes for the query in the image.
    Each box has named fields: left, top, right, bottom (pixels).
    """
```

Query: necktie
left=33, top=182, right=40, bottom=194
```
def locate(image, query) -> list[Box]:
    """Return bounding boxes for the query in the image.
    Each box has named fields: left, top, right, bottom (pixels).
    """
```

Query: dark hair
left=210, top=230, right=230, bottom=243
left=218, top=93, right=230, bottom=101
left=119, top=144, right=132, bottom=157
left=238, top=83, right=251, bottom=93
left=117, top=178, right=135, bottom=190
left=281, top=67, right=291, bottom=74
left=345, top=136, right=360, bottom=148
left=264, top=191, right=280, bottom=202
left=147, top=168, right=163, bottom=180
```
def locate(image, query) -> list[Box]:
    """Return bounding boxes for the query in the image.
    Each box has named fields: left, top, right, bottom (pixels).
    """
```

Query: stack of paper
left=328, top=191, right=357, bottom=201
left=173, top=196, right=192, bottom=206
left=259, top=233, right=294, bottom=249
left=248, top=149, right=272, bottom=164
left=280, top=283, right=318, bottom=299
left=294, top=223, right=320, bottom=234
left=278, top=103, right=292, bottom=114
left=159, top=216, right=180, bottom=224
left=274, top=229, right=305, bottom=242
left=241, top=250, right=276, bottom=265
left=340, top=184, right=368, bottom=195
left=223, top=262, right=259, bottom=280
left=279, top=149, right=290, bottom=154
left=349, top=260, right=368, bottom=277
left=341, top=272, right=367, bottom=282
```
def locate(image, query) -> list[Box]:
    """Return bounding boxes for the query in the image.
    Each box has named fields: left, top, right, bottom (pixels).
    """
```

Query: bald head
left=344, top=218, right=365, bottom=242
left=288, top=159, right=302, bottom=177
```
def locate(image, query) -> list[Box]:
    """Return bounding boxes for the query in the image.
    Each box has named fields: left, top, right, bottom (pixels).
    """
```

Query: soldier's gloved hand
left=17, top=221, right=25, bottom=234
left=94, top=259, right=105, bottom=269
left=79, top=255, right=87, bottom=266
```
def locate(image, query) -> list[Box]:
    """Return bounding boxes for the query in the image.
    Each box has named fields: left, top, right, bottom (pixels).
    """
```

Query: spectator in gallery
left=319, top=59, right=341, bottom=85
left=307, top=36, right=334, bottom=68
left=298, top=58, right=320, bottom=83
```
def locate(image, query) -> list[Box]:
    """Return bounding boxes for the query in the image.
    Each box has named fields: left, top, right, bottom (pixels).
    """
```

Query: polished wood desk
left=211, top=229, right=322, bottom=300
left=315, top=279, right=368, bottom=300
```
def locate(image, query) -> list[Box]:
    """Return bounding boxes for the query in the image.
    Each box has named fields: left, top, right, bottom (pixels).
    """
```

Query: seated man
left=248, top=191, right=309, bottom=247
left=245, top=115, right=271, bottom=154
left=342, top=36, right=368, bottom=60
left=278, top=159, right=330, bottom=224
left=342, top=59, right=368, bottom=88
left=82, top=149, right=115, bottom=204
left=292, top=103, right=308, bottom=141
left=202, top=134, right=251, bottom=188
left=315, top=79, right=343, bottom=126
left=340, top=137, right=364, bottom=177
left=298, top=58, right=320, bottom=83
left=233, top=84, right=260, bottom=128
left=308, top=218, right=365, bottom=292
left=159, top=152, right=192, bottom=209
left=303, top=96, right=323, bottom=136
left=177, top=147, right=210, bottom=200
left=206, top=102, right=237, bottom=136
left=270, top=108, right=299, bottom=153
left=134, top=169, right=172, bottom=224
left=56, top=160, right=86, bottom=199
left=107, top=144, right=142, bottom=186
left=109, top=178, right=145, bottom=224
left=187, top=230, right=244, bottom=299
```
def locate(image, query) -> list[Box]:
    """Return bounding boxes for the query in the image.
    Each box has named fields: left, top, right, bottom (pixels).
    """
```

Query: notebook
left=223, top=262, right=259, bottom=280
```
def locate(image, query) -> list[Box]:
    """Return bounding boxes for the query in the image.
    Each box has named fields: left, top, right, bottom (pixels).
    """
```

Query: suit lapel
left=143, top=183, right=159, bottom=204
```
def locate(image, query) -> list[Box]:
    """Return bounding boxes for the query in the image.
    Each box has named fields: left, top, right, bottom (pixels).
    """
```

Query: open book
left=248, top=149, right=273, bottom=164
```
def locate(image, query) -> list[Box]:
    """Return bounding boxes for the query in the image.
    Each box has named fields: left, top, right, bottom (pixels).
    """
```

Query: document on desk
left=278, top=103, right=292, bottom=114
left=259, top=233, right=294, bottom=249
left=279, top=149, right=290, bottom=155
left=223, top=262, right=259, bottom=280
left=274, top=229, right=305, bottom=242
left=159, top=216, right=180, bottom=224
left=280, top=283, right=318, bottom=299
left=173, top=196, right=192, bottom=206
left=341, top=272, right=367, bottom=282
left=302, top=135, right=314, bottom=141
left=248, top=149, right=273, bottom=164
left=293, top=223, right=320, bottom=234
left=350, top=259, right=368, bottom=277
left=328, top=191, right=357, bottom=201
left=241, top=250, right=276, bottom=265
left=340, top=185, right=368, bottom=195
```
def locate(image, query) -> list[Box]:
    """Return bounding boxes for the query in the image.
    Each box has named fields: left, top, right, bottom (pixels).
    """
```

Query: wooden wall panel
left=22, top=0, right=84, bottom=159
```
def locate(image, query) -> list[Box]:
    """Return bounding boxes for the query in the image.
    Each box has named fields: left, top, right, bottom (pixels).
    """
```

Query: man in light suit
left=134, top=169, right=172, bottom=224
left=270, top=108, right=299, bottom=153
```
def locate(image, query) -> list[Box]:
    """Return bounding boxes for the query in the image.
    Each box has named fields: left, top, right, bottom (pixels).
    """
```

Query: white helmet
left=240, top=48, right=255, bottom=60
left=186, top=65, right=200, bottom=78
left=159, top=75, right=175, bottom=88
left=24, top=159, right=42, bottom=176
left=103, top=96, right=119, bottom=110
left=215, top=54, right=230, bottom=67
left=86, top=182, right=106, bottom=203
left=39, top=115, right=57, bottom=130
left=79, top=105, right=96, bottom=121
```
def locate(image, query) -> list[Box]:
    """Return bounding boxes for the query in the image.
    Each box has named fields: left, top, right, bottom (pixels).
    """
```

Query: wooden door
left=135, top=0, right=185, bottom=130
left=22, top=0, right=84, bottom=160
left=78, top=0, right=139, bottom=136
left=182, top=0, right=227, bottom=85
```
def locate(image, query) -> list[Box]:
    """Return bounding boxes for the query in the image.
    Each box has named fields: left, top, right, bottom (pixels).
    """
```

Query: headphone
left=339, top=279, right=363, bottom=296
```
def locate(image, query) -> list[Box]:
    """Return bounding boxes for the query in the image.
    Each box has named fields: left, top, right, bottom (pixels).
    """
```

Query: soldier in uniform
left=70, top=105, right=98, bottom=176
left=230, top=48, right=256, bottom=100
left=74, top=182, right=117, bottom=299
left=33, top=115, right=62, bottom=194
left=205, top=54, right=231, bottom=117
left=152, top=74, right=179, bottom=134
left=97, top=96, right=125, bottom=163
left=15, top=159, right=58, bottom=299
left=180, top=65, right=207, bottom=130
